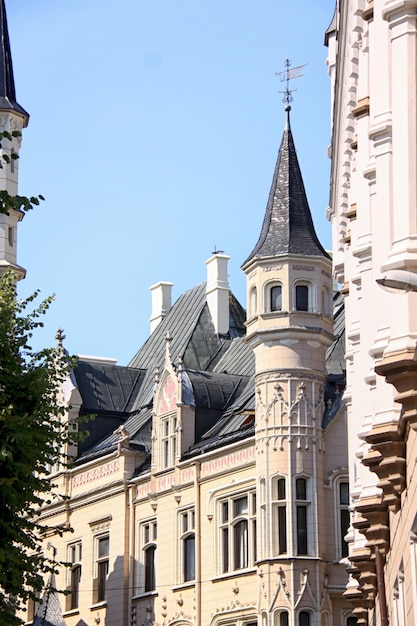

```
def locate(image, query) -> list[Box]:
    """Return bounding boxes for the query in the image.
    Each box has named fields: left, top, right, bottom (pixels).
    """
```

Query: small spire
left=0, top=0, right=29, bottom=121
left=165, top=330, right=172, bottom=364
left=55, top=328, right=66, bottom=348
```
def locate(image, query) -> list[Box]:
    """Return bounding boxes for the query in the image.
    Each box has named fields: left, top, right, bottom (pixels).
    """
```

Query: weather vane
left=276, top=59, right=307, bottom=108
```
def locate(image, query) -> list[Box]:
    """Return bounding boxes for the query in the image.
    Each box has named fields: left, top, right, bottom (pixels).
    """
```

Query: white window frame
left=219, top=490, right=256, bottom=574
left=293, top=280, right=314, bottom=313
left=178, top=507, right=196, bottom=583
left=93, top=533, right=109, bottom=604
left=160, top=413, right=177, bottom=468
left=66, top=540, right=82, bottom=612
left=137, top=518, right=157, bottom=595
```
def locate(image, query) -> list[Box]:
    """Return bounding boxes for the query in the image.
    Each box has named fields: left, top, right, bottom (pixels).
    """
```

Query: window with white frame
left=295, top=283, right=310, bottom=312
left=139, top=519, right=157, bottom=594
left=264, top=282, right=283, bottom=313
left=249, top=286, right=257, bottom=318
left=161, top=414, right=177, bottom=468
left=66, top=540, right=82, bottom=611
left=274, top=611, right=289, bottom=626
left=272, top=477, right=287, bottom=555
left=338, top=480, right=350, bottom=559
left=295, top=478, right=309, bottom=555
left=93, top=534, right=109, bottom=604
left=179, top=508, right=195, bottom=583
left=220, top=491, right=256, bottom=573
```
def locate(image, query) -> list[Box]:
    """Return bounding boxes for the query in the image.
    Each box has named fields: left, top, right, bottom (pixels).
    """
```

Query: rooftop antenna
left=212, top=245, right=224, bottom=255
left=276, top=59, right=307, bottom=111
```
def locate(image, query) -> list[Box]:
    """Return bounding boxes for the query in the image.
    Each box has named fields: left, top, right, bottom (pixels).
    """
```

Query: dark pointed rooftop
left=242, top=110, right=330, bottom=268
left=0, top=0, right=28, bottom=120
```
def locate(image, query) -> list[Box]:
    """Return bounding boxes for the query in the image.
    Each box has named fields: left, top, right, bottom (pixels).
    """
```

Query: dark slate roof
left=0, top=0, right=28, bottom=120
left=242, top=114, right=330, bottom=267
left=32, top=573, right=66, bottom=626
left=128, top=282, right=246, bottom=413
left=74, top=360, right=146, bottom=414
left=326, top=292, right=345, bottom=376
left=212, top=336, right=255, bottom=376
left=324, top=4, right=337, bottom=47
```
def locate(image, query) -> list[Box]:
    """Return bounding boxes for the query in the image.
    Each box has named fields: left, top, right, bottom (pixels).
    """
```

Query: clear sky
left=9, top=0, right=335, bottom=366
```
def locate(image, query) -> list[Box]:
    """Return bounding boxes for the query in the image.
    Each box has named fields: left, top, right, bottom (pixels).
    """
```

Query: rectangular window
left=296, top=478, right=308, bottom=555
left=296, top=285, right=309, bottom=311
left=139, top=519, right=157, bottom=594
left=272, top=477, right=287, bottom=555
left=179, top=509, right=195, bottom=583
left=66, top=541, right=82, bottom=611
left=339, top=481, right=350, bottom=558
left=219, top=491, right=256, bottom=573
left=270, top=285, right=282, bottom=311
left=161, top=414, right=177, bottom=468
left=93, top=535, right=109, bottom=604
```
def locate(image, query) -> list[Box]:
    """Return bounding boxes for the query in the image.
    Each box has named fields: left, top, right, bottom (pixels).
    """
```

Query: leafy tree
left=0, top=273, right=77, bottom=624
left=0, top=129, right=44, bottom=215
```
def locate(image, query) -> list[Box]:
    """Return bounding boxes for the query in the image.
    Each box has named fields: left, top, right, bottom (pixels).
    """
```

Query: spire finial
left=55, top=328, right=66, bottom=348
left=276, top=59, right=307, bottom=113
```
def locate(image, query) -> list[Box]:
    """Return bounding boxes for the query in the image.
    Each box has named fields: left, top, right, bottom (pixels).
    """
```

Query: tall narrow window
left=296, top=478, right=308, bottom=555
left=220, top=491, right=256, bottom=573
left=93, top=535, right=109, bottom=603
left=299, top=612, right=310, bottom=626
left=140, top=519, right=157, bottom=593
left=277, top=612, right=289, bottom=626
left=180, top=508, right=195, bottom=582
left=272, top=477, right=287, bottom=555
left=161, top=414, right=177, bottom=468
left=270, top=285, right=282, bottom=311
left=66, top=541, right=82, bottom=611
left=7, top=226, right=13, bottom=247
left=250, top=286, right=257, bottom=317
left=296, top=285, right=309, bottom=311
left=339, top=481, right=350, bottom=558
left=10, top=148, right=15, bottom=173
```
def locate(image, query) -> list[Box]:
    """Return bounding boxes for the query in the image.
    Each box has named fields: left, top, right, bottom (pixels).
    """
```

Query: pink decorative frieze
left=72, top=460, right=120, bottom=489
left=201, top=447, right=255, bottom=477
left=181, top=466, right=195, bottom=483
left=157, top=472, right=175, bottom=491
left=136, top=481, right=151, bottom=499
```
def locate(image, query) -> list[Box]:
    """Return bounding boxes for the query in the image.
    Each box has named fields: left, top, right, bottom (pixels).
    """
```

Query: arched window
left=299, top=611, right=310, bottom=626
left=275, top=612, right=289, bottom=626
left=249, top=286, right=257, bottom=317
left=220, top=491, right=256, bottom=573
left=338, top=481, right=350, bottom=558
left=140, top=519, right=157, bottom=594
left=180, top=508, right=195, bottom=582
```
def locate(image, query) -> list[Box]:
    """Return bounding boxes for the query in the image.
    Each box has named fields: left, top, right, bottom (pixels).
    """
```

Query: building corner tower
left=0, top=0, right=29, bottom=280
left=242, top=106, right=345, bottom=624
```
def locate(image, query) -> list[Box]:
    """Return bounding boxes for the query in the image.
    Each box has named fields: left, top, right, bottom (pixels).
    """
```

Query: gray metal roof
left=32, top=574, right=66, bottom=626
left=74, top=361, right=146, bottom=414
left=242, top=115, right=330, bottom=267
left=0, top=0, right=29, bottom=120
left=212, top=336, right=255, bottom=376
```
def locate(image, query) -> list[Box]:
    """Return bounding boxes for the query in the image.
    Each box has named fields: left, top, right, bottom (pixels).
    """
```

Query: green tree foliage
left=0, top=130, right=44, bottom=215
left=0, top=269, right=77, bottom=624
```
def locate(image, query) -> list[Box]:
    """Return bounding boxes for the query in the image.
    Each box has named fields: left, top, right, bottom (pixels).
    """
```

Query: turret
left=0, top=0, right=29, bottom=280
left=242, top=105, right=336, bottom=623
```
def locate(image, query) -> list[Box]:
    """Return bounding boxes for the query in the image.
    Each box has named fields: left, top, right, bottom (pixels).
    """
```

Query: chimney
left=205, top=253, right=230, bottom=336
left=149, top=282, right=173, bottom=333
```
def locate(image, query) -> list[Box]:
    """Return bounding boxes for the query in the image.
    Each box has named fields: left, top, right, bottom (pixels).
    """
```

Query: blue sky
left=9, top=0, right=335, bottom=365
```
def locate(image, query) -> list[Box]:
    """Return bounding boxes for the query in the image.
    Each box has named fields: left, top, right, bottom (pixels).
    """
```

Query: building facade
left=326, top=1, right=417, bottom=624
left=0, top=1, right=357, bottom=625
left=22, top=112, right=352, bottom=626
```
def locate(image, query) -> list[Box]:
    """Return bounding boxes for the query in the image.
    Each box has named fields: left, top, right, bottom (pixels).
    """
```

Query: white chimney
left=149, top=282, right=173, bottom=333
left=205, top=253, right=230, bottom=335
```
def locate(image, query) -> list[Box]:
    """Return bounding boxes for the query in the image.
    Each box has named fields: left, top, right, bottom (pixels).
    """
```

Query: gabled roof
left=242, top=112, right=330, bottom=267
left=0, top=0, right=28, bottom=120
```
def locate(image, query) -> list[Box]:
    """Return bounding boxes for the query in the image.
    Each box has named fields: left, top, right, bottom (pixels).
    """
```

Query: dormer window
left=161, top=414, right=177, bottom=468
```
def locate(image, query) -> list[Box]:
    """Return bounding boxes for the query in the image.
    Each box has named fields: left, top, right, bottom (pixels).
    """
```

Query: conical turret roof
left=242, top=111, right=329, bottom=268
left=0, top=0, right=28, bottom=120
